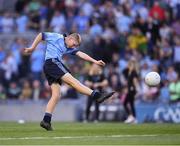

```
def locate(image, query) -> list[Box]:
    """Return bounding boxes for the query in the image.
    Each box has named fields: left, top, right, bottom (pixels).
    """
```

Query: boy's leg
left=40, top=83, right=61, bottom=131
left=61, top=73, right=115, bottom=103
left=45, top=83, right=61, bottom=113
left=61, top=73, right=93, bottom=96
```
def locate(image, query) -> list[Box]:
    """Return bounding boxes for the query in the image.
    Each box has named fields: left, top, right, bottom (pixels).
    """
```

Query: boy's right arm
left=24, top=33, right=43, bottom=54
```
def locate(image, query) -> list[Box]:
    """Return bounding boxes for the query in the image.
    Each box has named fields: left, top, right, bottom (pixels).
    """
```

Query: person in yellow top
left=128, top=27, right=147, bottom=54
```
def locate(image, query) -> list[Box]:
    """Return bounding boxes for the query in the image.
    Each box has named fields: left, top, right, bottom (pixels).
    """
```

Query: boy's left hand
left=24, top=47, right=34, bottom=55
left=95, top=60, right=105, bottom=66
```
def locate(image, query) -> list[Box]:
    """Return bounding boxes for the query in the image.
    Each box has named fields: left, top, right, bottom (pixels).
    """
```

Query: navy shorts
left=43, top=58, right=70, bottom=85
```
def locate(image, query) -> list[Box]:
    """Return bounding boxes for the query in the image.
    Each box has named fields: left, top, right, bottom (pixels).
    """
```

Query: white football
left=145, top=72, right=161, bottom=86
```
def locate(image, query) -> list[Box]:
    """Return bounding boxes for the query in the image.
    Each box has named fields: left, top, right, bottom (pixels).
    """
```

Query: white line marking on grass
left=0, top=134, right=161, bottom=140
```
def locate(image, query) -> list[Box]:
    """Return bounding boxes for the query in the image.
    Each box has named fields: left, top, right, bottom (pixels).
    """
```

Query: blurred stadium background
left=0, top=0, right=180, bottom=124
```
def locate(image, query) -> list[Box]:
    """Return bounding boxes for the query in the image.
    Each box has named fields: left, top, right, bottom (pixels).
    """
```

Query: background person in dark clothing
left=84, top=63, right=108, bottom=122
left=123, top=59, right=139, bottom=123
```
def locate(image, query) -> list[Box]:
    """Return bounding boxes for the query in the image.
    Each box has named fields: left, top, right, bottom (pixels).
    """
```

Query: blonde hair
left=128, top=58, right=139, bottom=74
left=69, top=33, right=81, bottom=46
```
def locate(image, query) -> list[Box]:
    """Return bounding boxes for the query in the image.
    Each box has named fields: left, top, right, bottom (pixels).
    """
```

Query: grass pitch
left=0, top=122, right=180, bottom=145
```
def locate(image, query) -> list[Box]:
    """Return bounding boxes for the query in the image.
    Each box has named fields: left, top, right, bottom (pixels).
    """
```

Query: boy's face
left=66, top=36, right=79, bottom=48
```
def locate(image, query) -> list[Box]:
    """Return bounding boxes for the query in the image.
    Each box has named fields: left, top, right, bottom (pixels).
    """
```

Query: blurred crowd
left=0, top=0, right=180, bottom=104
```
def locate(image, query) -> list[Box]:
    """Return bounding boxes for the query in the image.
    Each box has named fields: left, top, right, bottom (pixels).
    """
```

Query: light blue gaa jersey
left=42, top=32, right=79, bottom=61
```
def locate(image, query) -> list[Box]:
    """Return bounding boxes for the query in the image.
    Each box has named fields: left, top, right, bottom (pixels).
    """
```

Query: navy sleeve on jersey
left=71, top=49, right=80, bottom=55
left=42, top=32, right=45, bottom=40
left=66, top=48, right=80, bottom=55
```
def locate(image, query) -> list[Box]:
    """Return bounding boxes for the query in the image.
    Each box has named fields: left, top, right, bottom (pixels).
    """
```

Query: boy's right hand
left=24, top=47, right=34, bottom=54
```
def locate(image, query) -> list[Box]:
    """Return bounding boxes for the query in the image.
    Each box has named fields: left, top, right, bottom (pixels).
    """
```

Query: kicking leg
left=61, top=73, right=93, bottom=96
left=61, top=73, right=115, bottom=103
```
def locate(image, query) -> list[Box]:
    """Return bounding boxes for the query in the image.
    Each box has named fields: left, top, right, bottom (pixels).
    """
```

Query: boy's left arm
left=76, top=51, right=105, bottom=66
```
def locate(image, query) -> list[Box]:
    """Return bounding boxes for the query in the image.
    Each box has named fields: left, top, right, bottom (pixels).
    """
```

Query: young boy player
left=24, top=32, right=114, bottom=131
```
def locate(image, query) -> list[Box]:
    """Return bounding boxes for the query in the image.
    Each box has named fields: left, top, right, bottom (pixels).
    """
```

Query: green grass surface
left=0, top=122, right=180, bottom=145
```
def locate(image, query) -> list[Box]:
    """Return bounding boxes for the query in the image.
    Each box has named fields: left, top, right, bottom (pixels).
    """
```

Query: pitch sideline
left=0, top=134, right=174, bottom=140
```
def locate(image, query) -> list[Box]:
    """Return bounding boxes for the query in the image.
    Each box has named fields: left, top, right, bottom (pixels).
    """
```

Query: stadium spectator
left=127, top=26, right=147, bottom=55
left=132, top=1, right=149, bottom=21
left=173, top=35, right=180, bottom=74
left=30, top=43, right=45, bottom=80
left=159, top=23, right=172, bottom=40
left=0, top=83, right=6, bottom=100
left=27, top=0, right=41, bottom=12
left=108, top=72, right=121, bottom=93
left=172, top=19, right=180, bottom=35
left=19, top=80, right=32, bottom=100
left=39, top=1, right=48, bottom=31
left=7, top=82, right=21, bottom=99
left=89, top=18, right=103, bottom=38
left=159, top=38, right=173, bottom=68
left=0, top=46, right=6, bottom=62
left=74, top=10, right=89, bottom=34
left=84, top=63, right=108, bottom=122
left=111, top=53, right=121, bottom=73
left=133, top=17, right=148, bottom=35
left=15, top=0, right=27, bottom=14
left=19, top=38, right=30, bottom=78
left=169, top=74, right=180, bottom=103
left=90, top=36, right=105, bottom=61
left=166, top=66, right=178, bottom=82
left=146, top=16, right=161, bottom=45
left=49, top=10, right=65, bottom=33
left=159, top=80, right=170, bottom=104
left=10, top=38, right=24, bottom=68
left=65, top=10, right=75, bottom=32
left=118, top=53, right=128, bottom=73
left=141, top=82, right=159, bottom=102
left=123, top=59, right=139, bottom=123
left=102, top=36, right=117, bottom=63
left=115, top=5, right=132, bottom=33
left=149, top=1, right=165, bottom=21
left=15, top=12, right=29, bottom=33
left=40, top=80, right=51, bottom=100
left=0, top=52, right=18, bottom=85
left=168, top=0, right=180, bottom=19
left=28, top=11, right=40, bottom=32
left=140, top=61, right=151, bottom=80
left=1, top=12, right=14, bottom=33
left=0, top=11, right=2, bottom=32
left=80, top=0, right=94, bottom=17
left=32, top=80, right=41, bottom=101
